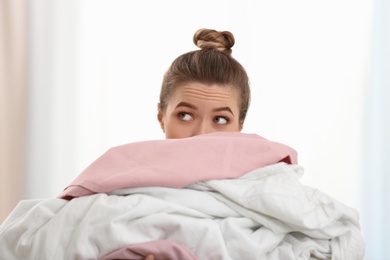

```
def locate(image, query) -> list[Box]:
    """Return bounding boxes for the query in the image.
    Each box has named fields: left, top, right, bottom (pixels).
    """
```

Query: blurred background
left=1, top=0, right=388, bottom=258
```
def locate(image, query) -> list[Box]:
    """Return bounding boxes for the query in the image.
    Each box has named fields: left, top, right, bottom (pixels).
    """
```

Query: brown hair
left=159, top=28, right=250, bottom=123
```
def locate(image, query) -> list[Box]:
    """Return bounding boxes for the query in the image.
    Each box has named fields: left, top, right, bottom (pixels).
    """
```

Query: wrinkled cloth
left=100, top=240, right=198, bottom=260
left=59, top=132, right=298, bottom=199
left=0, top=163, right=365, bottom=259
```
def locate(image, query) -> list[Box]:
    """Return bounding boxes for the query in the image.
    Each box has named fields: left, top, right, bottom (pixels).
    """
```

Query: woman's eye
left=178, top=112, right=193, bottom=121
left=214, top=116, right=228, bottom=125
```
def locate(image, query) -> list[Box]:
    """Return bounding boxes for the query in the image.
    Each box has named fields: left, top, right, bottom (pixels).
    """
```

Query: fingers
left=145, top=254, right=155, bottom=260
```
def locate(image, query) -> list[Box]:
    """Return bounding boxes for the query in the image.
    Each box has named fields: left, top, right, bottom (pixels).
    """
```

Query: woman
left=157, top=28, right=250, bottom=139
left=146, top=27, right=249, bottom=260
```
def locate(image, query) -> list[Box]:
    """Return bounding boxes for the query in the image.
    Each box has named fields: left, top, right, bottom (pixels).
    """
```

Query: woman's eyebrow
left=213, top=107, right=234, bottom=116
left=175, top=102, right=197, bottom=110
left=175, top=102, right=234, bottom=116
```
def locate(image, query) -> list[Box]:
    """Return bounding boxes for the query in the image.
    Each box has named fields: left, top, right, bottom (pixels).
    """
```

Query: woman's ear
left=157, top=103, right=165, bottom=133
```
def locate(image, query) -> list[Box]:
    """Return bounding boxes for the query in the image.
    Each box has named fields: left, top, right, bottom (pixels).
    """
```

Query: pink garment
left=99, top=240, right=197, bottom=260
left=59, top=132, right=298, bottom=200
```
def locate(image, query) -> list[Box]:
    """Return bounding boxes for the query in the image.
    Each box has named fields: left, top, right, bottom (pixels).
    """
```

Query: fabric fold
left=59, top=132, right=298, bottom=199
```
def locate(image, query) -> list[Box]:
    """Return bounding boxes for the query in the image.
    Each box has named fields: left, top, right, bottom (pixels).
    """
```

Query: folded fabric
left=100, top=240, right=197, bottom=260
left=59, top=132, right=298, bottom=199
left=0, top=163, right=365, bottom=259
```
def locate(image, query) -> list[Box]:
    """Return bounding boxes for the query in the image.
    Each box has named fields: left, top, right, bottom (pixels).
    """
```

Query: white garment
left=0, top=163, right=364, bottom=259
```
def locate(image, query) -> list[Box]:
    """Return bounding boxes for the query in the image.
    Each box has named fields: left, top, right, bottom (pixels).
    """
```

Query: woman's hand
left=145, top=254, right=155, bottom=260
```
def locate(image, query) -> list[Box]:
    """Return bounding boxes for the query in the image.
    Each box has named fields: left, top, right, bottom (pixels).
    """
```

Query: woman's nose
left=192, top=120, right=215, bottom=136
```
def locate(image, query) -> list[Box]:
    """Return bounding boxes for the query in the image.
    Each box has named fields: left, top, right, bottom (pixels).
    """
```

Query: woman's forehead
left=172, top=83, right=239, bottom=102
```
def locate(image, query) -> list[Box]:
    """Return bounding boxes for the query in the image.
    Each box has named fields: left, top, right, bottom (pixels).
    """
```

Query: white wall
left=26, top=0, right=388, bottom=258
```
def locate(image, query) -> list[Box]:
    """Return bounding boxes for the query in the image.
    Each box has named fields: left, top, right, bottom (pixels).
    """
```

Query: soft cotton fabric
left=0, top=163, right=364, bottom=259
left=0, top=132, right=364, bottom=259
left=59, top=132, right=298, bottom=199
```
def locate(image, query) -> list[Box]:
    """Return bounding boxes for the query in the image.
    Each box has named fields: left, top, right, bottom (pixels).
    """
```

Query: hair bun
left=193, top=28, right=235, bottom=55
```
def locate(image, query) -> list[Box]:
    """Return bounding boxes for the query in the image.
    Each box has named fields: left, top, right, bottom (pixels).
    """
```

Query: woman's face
left=158, top=82, right=243, bottom=139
